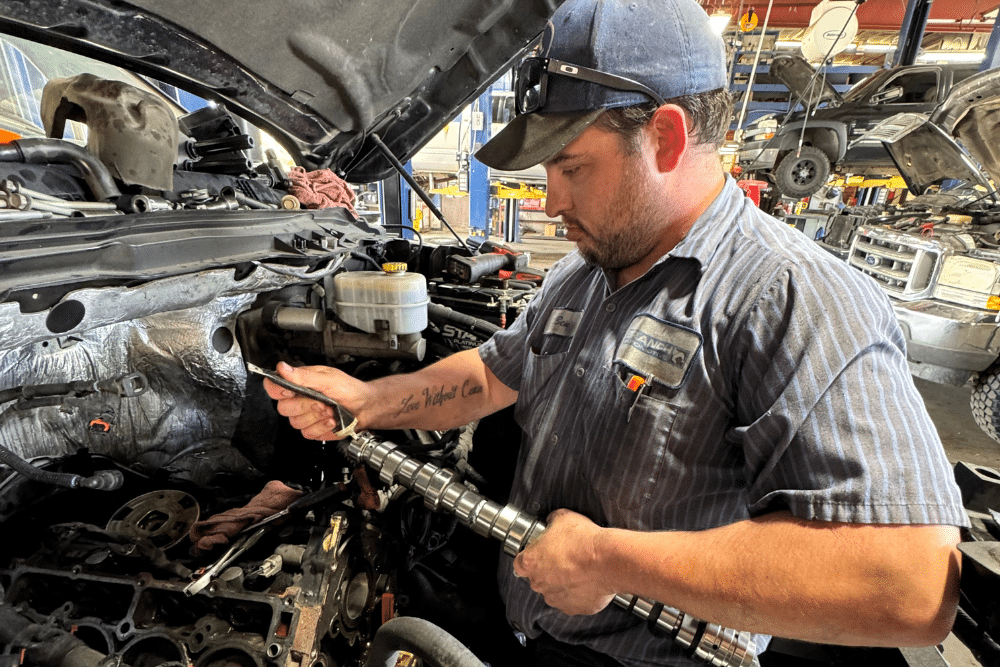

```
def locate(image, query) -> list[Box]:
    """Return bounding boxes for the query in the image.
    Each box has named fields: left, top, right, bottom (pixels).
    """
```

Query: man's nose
left=544, top=179, right=569, bottom=218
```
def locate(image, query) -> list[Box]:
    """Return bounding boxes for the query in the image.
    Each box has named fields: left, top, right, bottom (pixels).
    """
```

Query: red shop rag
left=287, top=166, right=357, bottom=216
left=188, top=480, right=304, bottom=556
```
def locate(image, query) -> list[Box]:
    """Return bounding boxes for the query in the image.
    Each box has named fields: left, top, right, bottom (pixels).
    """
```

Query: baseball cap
left=475, top=0, right=728, bottom=171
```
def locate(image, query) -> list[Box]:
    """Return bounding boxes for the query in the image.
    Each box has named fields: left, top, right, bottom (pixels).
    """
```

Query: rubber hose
left=428, top=303, right=501, bottom=337
left=953, top=606, right=1000, bottom=664
left=0, top=387, right=21, bottom=405
left=351, top=252, right=384, bottom=271
left=1, top=139, right=121, bottom=201
left=0, top=603, right=128, bottom=667
left=0, top=443, right=85, bottom=489
left=363, top=617, right=485, bottom=667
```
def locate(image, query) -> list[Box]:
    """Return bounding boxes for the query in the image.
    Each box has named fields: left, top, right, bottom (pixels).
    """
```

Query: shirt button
left=530, top=501, right=541, bottom=512
left=575, top=366, right=585, bottom=377
left=551, top=434, right=558, bottom=444
left=606, top=303, right=616, bottom=312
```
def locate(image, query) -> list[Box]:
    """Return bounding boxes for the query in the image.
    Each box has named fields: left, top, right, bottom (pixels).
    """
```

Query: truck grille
left=848, top=226, right=943, bottom=300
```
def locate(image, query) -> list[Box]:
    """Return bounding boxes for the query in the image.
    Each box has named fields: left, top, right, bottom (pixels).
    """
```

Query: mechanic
left=264, top=0, right=968, bottom=665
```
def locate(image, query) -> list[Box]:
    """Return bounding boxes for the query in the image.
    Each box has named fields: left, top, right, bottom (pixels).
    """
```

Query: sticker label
left=543, top=309, right=582, bottom=338
left=616, top=315, right=701, bottom=388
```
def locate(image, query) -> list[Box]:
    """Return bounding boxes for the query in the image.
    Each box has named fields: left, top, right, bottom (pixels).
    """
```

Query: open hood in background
left=769, top=53, right=844, bottom=110
left=0, top=0, right=562, bottom=182
left=861, top=67, right=1000, bottom=198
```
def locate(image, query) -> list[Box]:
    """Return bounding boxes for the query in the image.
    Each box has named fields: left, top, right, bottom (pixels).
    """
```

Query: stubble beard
left=571, top=158, right=663, bottom=271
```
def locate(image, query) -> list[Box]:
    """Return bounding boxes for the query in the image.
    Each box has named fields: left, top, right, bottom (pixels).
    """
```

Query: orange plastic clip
left=626, top=374, right=647, bottom=392
left=88, top=419, right=111, bottom=433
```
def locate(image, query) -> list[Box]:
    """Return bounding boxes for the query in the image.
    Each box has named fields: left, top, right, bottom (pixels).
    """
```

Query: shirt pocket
left=593, top=370, right=679, bottom=515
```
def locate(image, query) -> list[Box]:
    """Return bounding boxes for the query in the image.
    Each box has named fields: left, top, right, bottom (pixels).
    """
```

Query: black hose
left=1, top=139, right=121, bottom=201
left=953, top=605, right=1000, bottom=665
left=0, top=443, right=122, bottom=490
left=0, top=603, right=130, bottom=667
left=0, top=378, right=130, bottom=491
left=381, top=224, right=424, bottom=259
left=428, top=303, right=501, bottom=338
left=350, top=251, right=385, bottom=271
left=363, top=616, right=485, bottom=667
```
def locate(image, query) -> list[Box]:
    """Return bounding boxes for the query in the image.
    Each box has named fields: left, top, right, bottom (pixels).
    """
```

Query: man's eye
left=563, top=166, right=581, bottom=177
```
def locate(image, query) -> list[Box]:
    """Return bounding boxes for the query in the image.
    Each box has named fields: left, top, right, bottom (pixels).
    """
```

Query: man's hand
left=262, top=362, right=369, bottom=440
left=513, top=508, right=617, bottom=616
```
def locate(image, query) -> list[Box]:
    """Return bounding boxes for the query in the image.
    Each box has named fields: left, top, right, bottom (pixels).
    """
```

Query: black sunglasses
left=514, top=56, right=666, bottom=115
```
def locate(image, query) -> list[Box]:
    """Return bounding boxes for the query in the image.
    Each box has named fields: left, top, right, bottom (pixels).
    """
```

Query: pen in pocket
left=626, top=374, right=647, bottom=423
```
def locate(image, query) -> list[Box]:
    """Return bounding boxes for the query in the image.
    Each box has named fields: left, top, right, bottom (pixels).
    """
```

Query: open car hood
left=769, top=53, right=843, bottom=109
left=860, top=67, right=1000, bottom=197
left=0, top=0, right=561, bottom=182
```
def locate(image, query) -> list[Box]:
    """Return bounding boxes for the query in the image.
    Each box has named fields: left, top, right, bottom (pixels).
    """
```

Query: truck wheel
left=773, top=146, right=831, bottom=199
left=971, top=362, right=1000, bottom=444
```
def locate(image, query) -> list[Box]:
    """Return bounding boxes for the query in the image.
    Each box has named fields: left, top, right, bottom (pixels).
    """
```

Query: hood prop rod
left=370, top=134, right=472, bottom=254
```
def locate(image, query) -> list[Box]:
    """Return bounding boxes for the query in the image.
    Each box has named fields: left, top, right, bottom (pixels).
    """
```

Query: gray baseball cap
left=475, top=0, right=728, bottom=171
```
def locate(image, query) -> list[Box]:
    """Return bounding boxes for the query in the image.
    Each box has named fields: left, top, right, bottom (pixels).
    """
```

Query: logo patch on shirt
left=616, top=315, right=702, bottom=388
left=543, top=309, right=582, bottom=337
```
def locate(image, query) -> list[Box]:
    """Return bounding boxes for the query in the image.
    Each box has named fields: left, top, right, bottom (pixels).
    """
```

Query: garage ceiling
left=700, top=0, right=1000, bottom=31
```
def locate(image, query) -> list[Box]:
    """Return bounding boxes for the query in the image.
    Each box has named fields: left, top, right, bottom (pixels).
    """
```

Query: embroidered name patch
left=616, top=315, right=702, bottom=388
left=543, top=308, right=582, bottom=337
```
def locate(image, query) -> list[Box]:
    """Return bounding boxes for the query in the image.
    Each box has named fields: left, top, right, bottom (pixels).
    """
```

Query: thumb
left=513, top=552, right=528, bottom=579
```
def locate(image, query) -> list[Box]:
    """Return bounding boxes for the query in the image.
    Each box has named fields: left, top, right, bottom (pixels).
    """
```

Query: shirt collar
left=658, top=175, right=745, bottom=271
left=585, top=175, right=747, bottom=290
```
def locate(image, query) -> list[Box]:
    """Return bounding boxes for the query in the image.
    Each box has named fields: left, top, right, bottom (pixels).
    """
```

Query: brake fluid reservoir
left=333, top=263, right=429, bottom=335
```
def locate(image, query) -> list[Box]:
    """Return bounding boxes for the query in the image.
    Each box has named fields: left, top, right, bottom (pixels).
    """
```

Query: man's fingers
left=261, top=377, right=293, bottom=400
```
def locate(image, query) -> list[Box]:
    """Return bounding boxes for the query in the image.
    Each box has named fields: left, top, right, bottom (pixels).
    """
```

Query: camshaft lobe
left=343, top=432, right=759, bottom=667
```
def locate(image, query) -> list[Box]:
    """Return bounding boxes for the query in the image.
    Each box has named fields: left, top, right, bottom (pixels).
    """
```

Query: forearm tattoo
left=390, top=381, right=483, bottom=418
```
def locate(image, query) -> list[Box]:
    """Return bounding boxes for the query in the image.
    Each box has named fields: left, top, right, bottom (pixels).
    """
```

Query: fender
left=766, top=121, right=848, bottom=162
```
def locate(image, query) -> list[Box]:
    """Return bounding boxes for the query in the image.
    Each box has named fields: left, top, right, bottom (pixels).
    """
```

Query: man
left=265, top=0, right=967, bottom=664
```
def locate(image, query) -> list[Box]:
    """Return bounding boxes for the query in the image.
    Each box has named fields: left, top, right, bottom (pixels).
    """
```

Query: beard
left=568, top=156, right=664, bottom=271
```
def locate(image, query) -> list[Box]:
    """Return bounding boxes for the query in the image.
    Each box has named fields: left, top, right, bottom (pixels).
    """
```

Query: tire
left=971, top=361, right=1000, bottom=444
left=773, top=146, right=831, bottom=199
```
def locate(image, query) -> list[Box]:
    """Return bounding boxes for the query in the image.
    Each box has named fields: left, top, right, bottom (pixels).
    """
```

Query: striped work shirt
left=477, top=176, right=968, bottom=666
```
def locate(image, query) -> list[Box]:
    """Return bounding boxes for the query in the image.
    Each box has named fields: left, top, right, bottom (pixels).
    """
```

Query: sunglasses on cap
left=514, top=56, right=666, bottom=115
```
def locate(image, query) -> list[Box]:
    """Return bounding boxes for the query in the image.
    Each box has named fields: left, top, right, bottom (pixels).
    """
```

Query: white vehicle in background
left=816, top=66, right=1000, bottom=442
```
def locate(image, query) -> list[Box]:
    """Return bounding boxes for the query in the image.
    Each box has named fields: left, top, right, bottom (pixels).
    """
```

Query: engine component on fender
left=343, top=432, right=759, bottom=667
left=40, top=74, right=179, bottom=192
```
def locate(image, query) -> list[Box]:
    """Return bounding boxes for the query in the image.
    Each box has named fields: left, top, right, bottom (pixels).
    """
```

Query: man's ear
left=650, top=105, right=689, bottom=173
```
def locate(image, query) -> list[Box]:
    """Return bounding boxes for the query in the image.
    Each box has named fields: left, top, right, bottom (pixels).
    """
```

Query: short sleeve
left=731, top=261, right=968, bottom=527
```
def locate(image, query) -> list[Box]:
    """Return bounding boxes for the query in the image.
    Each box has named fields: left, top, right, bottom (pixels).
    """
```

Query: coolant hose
left=0, top=139, right=121, bottom=201
left=363, top=616, right=485, bottom=667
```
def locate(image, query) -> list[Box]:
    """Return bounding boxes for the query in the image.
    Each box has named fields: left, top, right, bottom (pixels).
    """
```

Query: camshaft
left=343, top=431, right=759, bottom=667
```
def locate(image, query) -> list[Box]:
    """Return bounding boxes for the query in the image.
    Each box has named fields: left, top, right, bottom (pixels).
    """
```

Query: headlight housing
left=932, top=255, right=1000, bottom=311
left=745, top=115, right=778, bottom=142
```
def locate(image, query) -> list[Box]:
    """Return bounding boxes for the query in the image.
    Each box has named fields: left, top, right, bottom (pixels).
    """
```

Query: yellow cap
left=382, top=262, right=408, bottom=273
